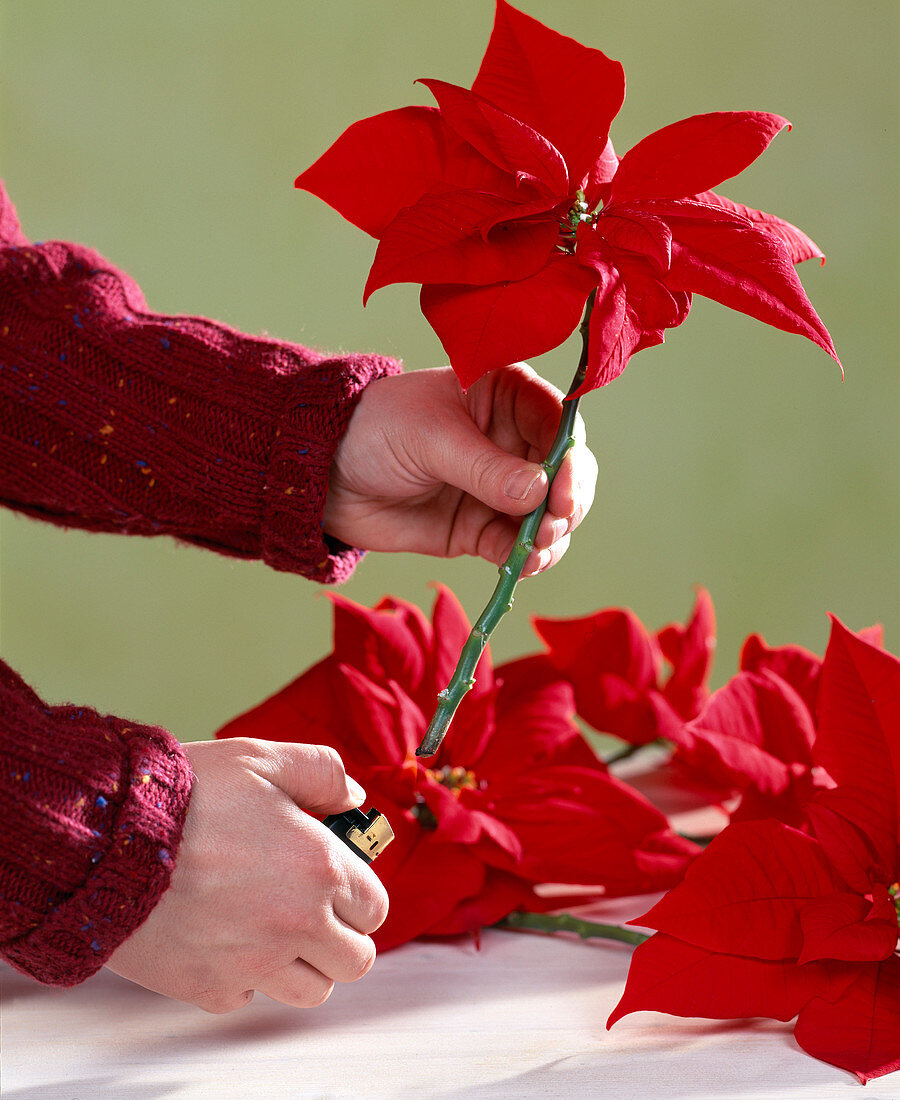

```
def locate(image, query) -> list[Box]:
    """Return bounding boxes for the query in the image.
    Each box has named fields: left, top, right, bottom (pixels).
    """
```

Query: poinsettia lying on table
left=531, top=587, right=716, bottom=748
left=217, top=587, right=899, bottom=1083
left=533, top=594, right=885, bottom=829
left=217, top=586, right=698, bottom=950
left=608, top=617, right=900, bottom=1085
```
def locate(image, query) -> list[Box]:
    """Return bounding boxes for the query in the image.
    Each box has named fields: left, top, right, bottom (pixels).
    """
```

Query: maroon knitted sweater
left=0, top=181, right=400, bottom=986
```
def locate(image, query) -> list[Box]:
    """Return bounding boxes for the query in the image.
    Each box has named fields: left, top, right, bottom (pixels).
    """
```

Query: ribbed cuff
left=261, top=352, right=402, bottom=582
left=2, top=716, right=192, bottom=987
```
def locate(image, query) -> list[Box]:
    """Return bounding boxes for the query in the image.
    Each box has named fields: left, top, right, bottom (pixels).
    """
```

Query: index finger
left=324, top=827, right=390, bottom=935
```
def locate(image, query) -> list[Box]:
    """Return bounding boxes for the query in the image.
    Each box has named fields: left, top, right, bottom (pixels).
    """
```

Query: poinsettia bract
left=216, top=586, right=698, bottom=949
left=296, top=0, right=839, bottom=392
left=608, top=618, right=900, bottom=1084
left=531, top=587, right=715, bottom=745
left=668, top=619, right=884, bottom=824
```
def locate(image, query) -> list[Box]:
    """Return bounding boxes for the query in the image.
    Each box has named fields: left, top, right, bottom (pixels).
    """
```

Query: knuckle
left=287, top=825, right=344, bottom=893
left=468, top=448, right=502, bottom=494
left=360, top=943, right=378, bottom=979
left=309, top=743, right=348, bottom=800
left=308, top=979, right=335, bottom=1008
left=237, top=939, right=287, bottom=978
left=311, top=742, right=343, bottom=772
left=277, top=966, right=337, bottom=1009
left=344, top=941, right=377, bottom=983
left=344, top=870, right=389, bottom=935
left=197, top=987, right=253, bottom=1015
left=221, top=735, right=265, bottom=762
left=266, top=973, right=335, bottom=1010
left=263, top=889, right=328, bottom=943
left=365, top=881, right=390, bottom=933
left=550, top=535, right=570, bottom=566
left=314, top=834, right=349, bottom=889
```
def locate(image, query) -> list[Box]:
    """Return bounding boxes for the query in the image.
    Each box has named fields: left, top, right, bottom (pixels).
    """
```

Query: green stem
left=497, top=910, right=649, bottom=946
left=416, top=293, right=596, bottom=758
left=604, top=738, right=664, bottom=766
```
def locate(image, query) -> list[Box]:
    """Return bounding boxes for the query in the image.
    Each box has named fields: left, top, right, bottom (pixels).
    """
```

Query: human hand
left=324, top=363, right=597, bottom=575
left=105, top=738, right=388, bottom=1013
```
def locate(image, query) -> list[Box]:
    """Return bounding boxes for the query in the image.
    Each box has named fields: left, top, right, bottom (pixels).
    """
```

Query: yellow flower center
left=425, top=764, right=481, bottom=795
left=409, top=764, right=484, bottom=829
left=558, top=189, right=596, bottom=253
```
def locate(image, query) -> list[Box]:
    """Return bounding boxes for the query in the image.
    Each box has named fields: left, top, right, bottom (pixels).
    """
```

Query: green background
left=1, top=1, right=897, bottom=743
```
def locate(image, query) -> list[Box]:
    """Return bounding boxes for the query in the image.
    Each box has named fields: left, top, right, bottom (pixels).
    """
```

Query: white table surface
left=4, top=891, right=898, bottom=1100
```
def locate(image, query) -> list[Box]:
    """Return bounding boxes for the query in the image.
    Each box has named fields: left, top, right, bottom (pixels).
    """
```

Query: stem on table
left=497, top=910, right=649, bottom=946
left=416, top=292, right=596, bottom=758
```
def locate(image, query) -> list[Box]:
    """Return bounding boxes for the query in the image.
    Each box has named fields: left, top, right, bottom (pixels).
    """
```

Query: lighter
left=323, top=807, right=394, bottom=863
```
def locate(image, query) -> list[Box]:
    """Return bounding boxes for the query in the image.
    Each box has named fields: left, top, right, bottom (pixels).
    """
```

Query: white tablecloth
left=4, top=893, right=897, bottom=1099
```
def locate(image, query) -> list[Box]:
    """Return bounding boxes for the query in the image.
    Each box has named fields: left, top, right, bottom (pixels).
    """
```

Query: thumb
left=430, top=417, right=549, bottom=516
left=252, top=741, right=366, bottom=814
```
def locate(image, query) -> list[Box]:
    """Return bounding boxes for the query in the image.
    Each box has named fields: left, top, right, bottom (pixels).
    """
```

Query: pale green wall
left=1, top=1, right=897, bottom=743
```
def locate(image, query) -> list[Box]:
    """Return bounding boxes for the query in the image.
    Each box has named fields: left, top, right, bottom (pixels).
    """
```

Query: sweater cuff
left=261, top=352, right=402, bottom=582
left=2, top=701, right=192, bottom=987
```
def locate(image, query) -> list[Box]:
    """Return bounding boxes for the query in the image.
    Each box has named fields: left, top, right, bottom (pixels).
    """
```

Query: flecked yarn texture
left=0, top=181, right=401, bottom=985
left=0, top=661, right=193, bottom=985
left=0, top=180, right=400, bottom=581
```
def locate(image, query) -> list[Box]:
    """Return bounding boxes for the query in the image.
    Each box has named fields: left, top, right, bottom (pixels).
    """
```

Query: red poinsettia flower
left=739, top=623, right=884, bottom=723
left=739, top=631, right=824, bottom=723
left=531, top=588, right=715, bottom=746
left=296, top=0, right=838, bottom=393
left=608, top=618, right=900, bottom=1084
left=673, top=664, right=828, bottom=827
left=216, top=587, right=698, bottom=950
left=670, top=621, right=886, bottom=824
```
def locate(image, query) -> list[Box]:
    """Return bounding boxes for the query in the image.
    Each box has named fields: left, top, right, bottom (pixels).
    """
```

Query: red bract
left=296, top=0, right=839, bottom=392
left=739, top=632, right=824, bottom=722
left=739, top=623, right=884, bottom=724
left=531, top=588, right=715, bottom=745
left=216, top=587, right=698, bottom=950
left=608, top=618, right=900, bottom=1084
left=672, top=621, right=885, bottom=824
left=674, top=667, right=828, bottom=827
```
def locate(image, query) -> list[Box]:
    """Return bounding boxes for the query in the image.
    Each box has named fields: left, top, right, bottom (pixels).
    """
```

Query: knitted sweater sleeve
left=0, top=659, right=193, bottom=985
left=0, top=181, right=401, bottom=987
left=0, top=180, right=401, bottom=582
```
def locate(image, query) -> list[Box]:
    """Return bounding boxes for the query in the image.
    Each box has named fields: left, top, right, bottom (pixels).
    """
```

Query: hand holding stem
left=417, top=292, right=596, bottom=757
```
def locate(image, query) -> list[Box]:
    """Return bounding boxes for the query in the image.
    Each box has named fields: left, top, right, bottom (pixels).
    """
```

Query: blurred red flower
left=531, top=588, right=716, bottom=745
left=533, top=592, right=886, bottom=828
left=672, top=621, right=884, bottom=824
left=674, top=661, right=827, bottom=827
left=608, top=618, right=900, bottom=1084
left=296, top=0, right=838, bottom=391
left=217, top=587, right=698, bottom=949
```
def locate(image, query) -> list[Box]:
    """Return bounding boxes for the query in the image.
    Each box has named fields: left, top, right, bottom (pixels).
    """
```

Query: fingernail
left=347, top=778, right=366, bottom=804
left=549, top=517, right=568, bottom=542
left=524, top=548, right=551, bottom=577
left=505, top=467, right=543, bottom=501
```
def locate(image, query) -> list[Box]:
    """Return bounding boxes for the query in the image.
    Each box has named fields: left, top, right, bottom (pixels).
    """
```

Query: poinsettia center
left=409, top=764, right=485, bottom=829
left=559, top=189, right=596, bottom=252
left=425, top=764, right=482, bottom=795
left=889, top=883, right=900, bottom=928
